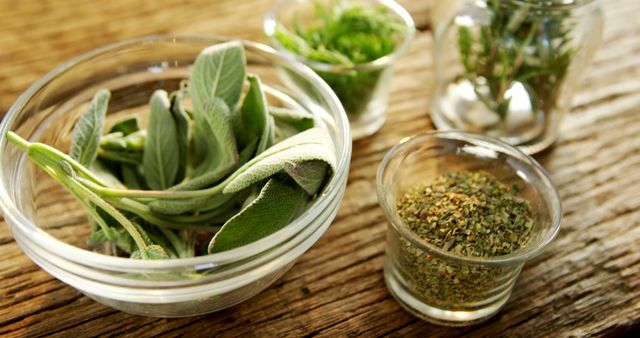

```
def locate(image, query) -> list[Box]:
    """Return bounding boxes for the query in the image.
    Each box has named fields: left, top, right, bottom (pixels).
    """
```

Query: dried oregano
left=398, top=171, right=533, bottom=257
left=395, top=171, right=534, bottom=308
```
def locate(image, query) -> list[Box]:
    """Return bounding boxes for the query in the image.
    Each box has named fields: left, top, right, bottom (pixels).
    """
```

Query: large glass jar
left=431, top=0, right=603, bottom=154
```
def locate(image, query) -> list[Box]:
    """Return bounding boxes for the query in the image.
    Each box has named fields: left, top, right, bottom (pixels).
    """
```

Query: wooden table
left=1, top=0, right=638, bottom=336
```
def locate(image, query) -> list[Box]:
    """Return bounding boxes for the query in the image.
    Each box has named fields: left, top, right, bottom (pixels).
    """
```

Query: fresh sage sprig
left=7, top=41, right=337, bottom=261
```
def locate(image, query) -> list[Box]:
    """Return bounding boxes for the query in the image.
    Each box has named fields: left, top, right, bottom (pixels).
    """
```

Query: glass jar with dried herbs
left=431, top=0, right=603, bottom=154
left=377, top=131, right=562, bottom=326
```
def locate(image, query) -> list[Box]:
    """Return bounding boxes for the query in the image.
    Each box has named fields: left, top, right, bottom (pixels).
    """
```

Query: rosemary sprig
left=457, top=0, right=576, bottom=120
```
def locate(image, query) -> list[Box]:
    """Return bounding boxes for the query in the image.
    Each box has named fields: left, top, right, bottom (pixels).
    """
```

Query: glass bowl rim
left=504, top=0, right=598, bottom=9
left=376, top=130, right=562, bottom=266
left=0, top=34, right=351, bottom=270
left=263, top=0, right=416, bottom=72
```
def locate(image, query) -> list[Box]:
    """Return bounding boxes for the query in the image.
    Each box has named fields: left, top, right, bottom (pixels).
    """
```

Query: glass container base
left=384, top=263, right=508, bottom=326
left=431, top=82, right=558, bottom=155
left=349, top=106, right=387, bottom=140
left=431, top=79, right=559, bottom=154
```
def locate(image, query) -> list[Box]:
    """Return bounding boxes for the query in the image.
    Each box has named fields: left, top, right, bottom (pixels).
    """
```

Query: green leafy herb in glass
left=457, top=0, right=575, bottom=120
left=274, top=0, right=406, bottom=116
left=7, top=41, right=336, bottom=260
left=396, top=171, right=533, bottom=308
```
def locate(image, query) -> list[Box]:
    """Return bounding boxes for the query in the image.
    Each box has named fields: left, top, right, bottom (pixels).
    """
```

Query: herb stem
left=8, top=132, right=108, bottom=187
left=31, top=153, right=150, bottom=258
left=105, top=197, right=222, bottom=231
left=28, top=153, right=115, bottom=242
left=64, top=173, right=150, bottom=258
left=77, top=176, right=227, bottom=200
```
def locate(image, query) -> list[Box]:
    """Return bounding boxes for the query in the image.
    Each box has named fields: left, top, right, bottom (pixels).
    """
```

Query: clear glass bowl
left=377, top=131, right=561, bottom=326
left=0, top=35, right=351, bottom=317
left=264, top=0, right=415, bottom=140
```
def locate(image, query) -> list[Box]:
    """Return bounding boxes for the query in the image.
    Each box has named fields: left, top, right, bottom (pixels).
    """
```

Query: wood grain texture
left=0, top=0, right=639, bottom=337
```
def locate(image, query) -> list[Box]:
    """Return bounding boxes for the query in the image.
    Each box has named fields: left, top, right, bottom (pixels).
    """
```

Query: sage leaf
left=100, top=132, right=126, bottom=150
left=86, top=228, right=110, bottom=246
left=192, top=97, right=238, bottom=178
left=269, top=106, right=315, bottom=131
left=87, top=227, right=135, bottom=254
left=70, top=89, right=110, bottom=167
left=109, top=116, right=140, bottom=135
left=121, top=164, right=146, bottom=189
left=235, top=74, right=268, bottom=150
left=98, top=149, right=142, bottom=165
left=101, top=130, right=146, bottom=152
left=170, top=91, right=191, bottom=182
left=123, top=130, right=146, bottom=151
left=208, top=177, right=308, bottom=253
left=283, top=160, right=328, bottom=195
left=139, top=223, right=179, bottom=258
left=131, top=244, right=170, bottom=260
left=223, top=128, right=336, bottom=194
left=143, top=90, right=180, bottom=190
left=256, top=114, right=275, bottom=155
left=90, top=160, right=124, bottom=188
left=239, top=138, right=259, bottom=165
left=190, top=41, right=246, bottom=112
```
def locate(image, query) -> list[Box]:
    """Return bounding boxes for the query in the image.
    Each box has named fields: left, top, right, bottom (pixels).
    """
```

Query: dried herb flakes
left=397, top=171, right=533, bottom=257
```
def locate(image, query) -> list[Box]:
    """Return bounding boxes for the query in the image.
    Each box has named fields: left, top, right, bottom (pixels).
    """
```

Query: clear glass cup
left=431, top=0, right=603, bottom=154
left=0, top=35, right=351, bottom=317
left=377, top=131, right=562, bottom=326
left=264, top=0, right=415, bottom=140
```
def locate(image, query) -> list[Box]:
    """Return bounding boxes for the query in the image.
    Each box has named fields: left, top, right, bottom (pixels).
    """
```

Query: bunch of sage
left=7, top=41, right=336, bottom=260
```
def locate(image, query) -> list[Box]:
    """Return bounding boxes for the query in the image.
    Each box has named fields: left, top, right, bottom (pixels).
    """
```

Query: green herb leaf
left=90, top=160, right=123, bottom=188
left=256, top=114, right=275, bottom=155
left=235, top=74, right=268, bottom=150
left=100, top=130, right=146, bottom=151
left=208, top=177, right=308, bottom=253
left=121, top=164, right=146, bottom=189
left=190, top=41, right=246, bottom=112
left=86, top=227, right=110, bottom=246
left=131, top=244, right=170, bottom=260
left=269, top=107, right=315, bottom=131
left=283, top=160, right=328, bottom=195
left=87, top=227, right=137, bottom=254
left=270, top=107, right=316, bottom=142
left=109, top=116, right=140, bottom=135
left=143, top=90, right=180, bottom=190
left=170, top=91, right=191, bottom=182
left=98, top=148, right=142, bottom=165
left=224, top=128, right=336, bottom=194
left=192, top=97, right=239, bottom=178
left=70, top=89, right=111, bottom=167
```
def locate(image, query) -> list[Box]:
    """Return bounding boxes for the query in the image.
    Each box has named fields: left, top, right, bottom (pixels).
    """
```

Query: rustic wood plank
left=0, top=0, right=639, bottom=337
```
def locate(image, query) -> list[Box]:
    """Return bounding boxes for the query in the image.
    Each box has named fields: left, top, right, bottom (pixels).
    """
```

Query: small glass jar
left=377, top=131, right=562, bottom=325
left=264, top=0, right=415, bottom=140
left=431, top=0, right=603, bottom=154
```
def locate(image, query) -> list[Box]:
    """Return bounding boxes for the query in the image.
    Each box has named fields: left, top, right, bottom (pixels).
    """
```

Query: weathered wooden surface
left=0, top=0, right=638, bottom=337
